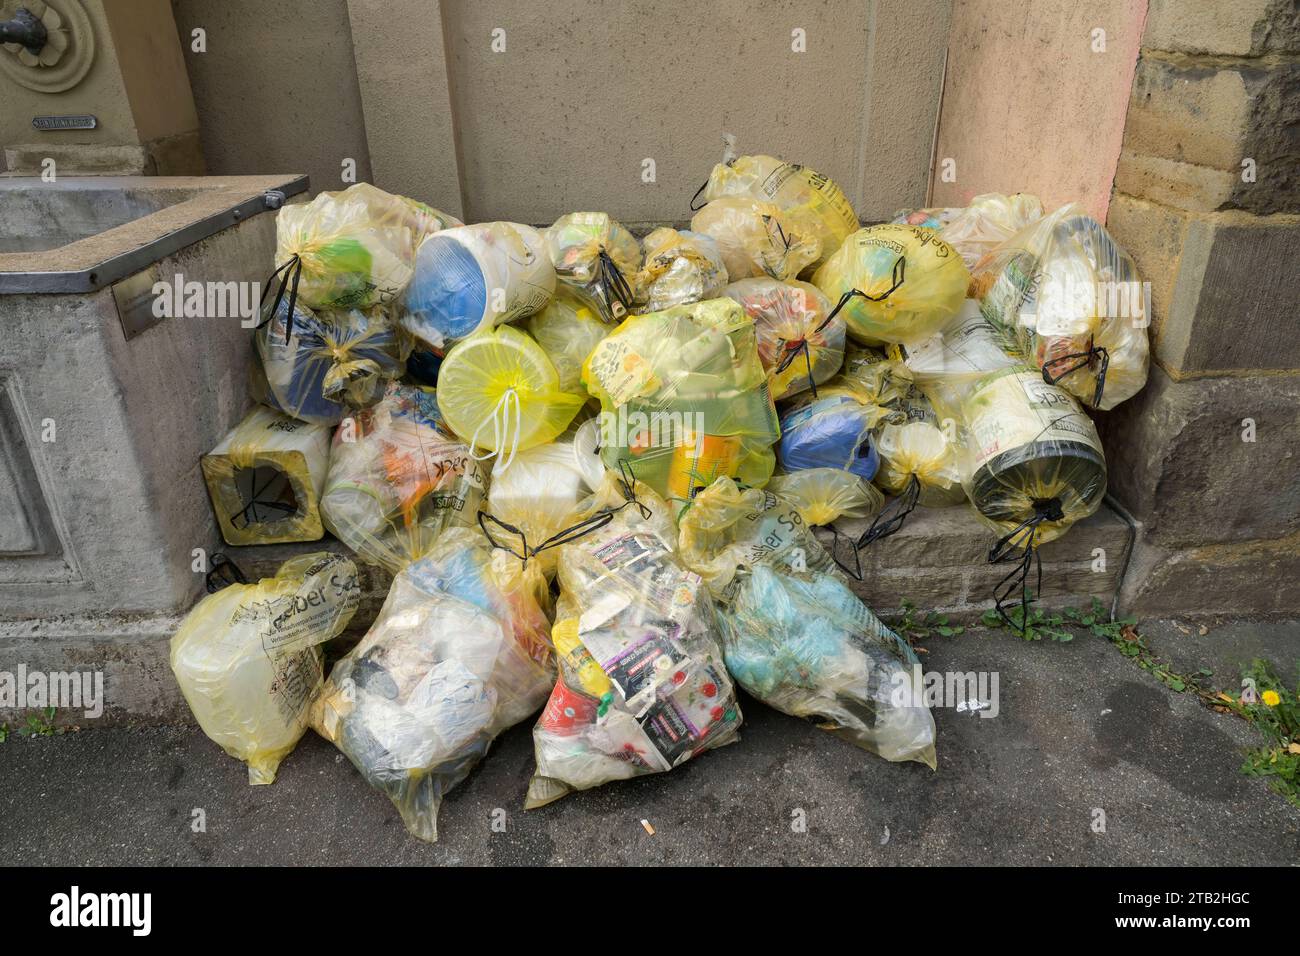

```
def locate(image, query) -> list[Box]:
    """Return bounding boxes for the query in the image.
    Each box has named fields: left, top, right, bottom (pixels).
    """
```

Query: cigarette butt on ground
left=640, top=819, right=655, bottom=835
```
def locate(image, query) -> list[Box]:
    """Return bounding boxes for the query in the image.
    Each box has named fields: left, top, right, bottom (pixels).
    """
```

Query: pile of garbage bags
left=179, top=163, right=1149, bottom=841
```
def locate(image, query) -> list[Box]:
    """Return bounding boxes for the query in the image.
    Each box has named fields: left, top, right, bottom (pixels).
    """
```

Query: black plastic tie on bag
left=823, top=254, right=907, bottom=324
left=827, top=523, right=865, bottom=582
left=986, top=498, right=1066, bottom=633
left=258, top=253, right=304, bottom=344
left=688, top=180, right=710, bottom=212
left=1041, top=339, right=1110, bottom=408
left=205, top=553, right=248, bottom=594
left=477, top=460, right=652, bottom=565
left=857, top=473, right=921, bottom=548
left=775, top=336, right=819, bottom=399
left=596, top=249, right=633, bottom=320
left=477, top=508, right=616, bottom=565
left=615, top=459, right=653, bottom=520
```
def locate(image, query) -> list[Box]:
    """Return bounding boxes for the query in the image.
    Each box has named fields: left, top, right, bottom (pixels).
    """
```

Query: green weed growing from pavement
left=893, top=598, right=964, bottom=646
left=1216, top=660, right=1300, bottom=809
left=23, top=707, right=57, bottom=738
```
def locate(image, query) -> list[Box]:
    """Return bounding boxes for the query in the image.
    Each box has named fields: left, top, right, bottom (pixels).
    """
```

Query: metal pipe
left=0, top=7, right=47, bottom=54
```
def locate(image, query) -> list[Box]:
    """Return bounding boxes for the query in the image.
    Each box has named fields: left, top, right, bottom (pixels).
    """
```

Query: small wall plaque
left=32, top=114, right=98, bottom=131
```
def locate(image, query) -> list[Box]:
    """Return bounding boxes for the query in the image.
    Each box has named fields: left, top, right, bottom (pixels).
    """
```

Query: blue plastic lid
left=406, top=235, right=488, bottom=343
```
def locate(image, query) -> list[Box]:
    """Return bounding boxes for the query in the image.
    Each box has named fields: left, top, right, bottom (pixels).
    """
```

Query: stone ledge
left=815, top=502, right=1131, bottom=620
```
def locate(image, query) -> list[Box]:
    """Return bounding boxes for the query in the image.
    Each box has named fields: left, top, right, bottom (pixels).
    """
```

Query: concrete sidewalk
left=2, top=626, right=1297, bottom=866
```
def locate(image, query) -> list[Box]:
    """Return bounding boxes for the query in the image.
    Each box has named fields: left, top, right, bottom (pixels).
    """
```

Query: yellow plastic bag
left=894, top=192, right=1043, bottom=270
left=201, top=405, right=332, bottom=546
left=525, top=287, right=612, bottom=396
left=958, top=365, right=1108, bottom=626
left=482, top=419, right=606, bottom=577
left=813, top=224, right=970, bottom=346
left=524, top=474, right=741, bottom=808
left=582, top=298, right=780, bottom=501
left=435, top=325, right=586, bottom=475
left=767, top=468, right=884, bottom=527
left=677, top=478, right=936, bottom=766
left=171, top=552, right=361, bottom=784
left=633, top=227, right=729, bottom=312
left=274, top=182, right=426, bottom=310
left=959, top=366, right=1107, bottom=547
left=544, top=212, right=642, bottom=321
left=971, top=203, right=1149, bottom=409
left=722, top=277, right=845, bottom=400
left=250, top=300, right=408, bottom=425
left=872, top=386, right=966, bottom=508
left=313, top=528, right=554, bottom=842
left=691, top=196, right=821, bottom=282
left=320, top=383, right=487, bottom=574
left=830, top=342, right=912, bottom=408
left=695, top=153, right=858, bottom=269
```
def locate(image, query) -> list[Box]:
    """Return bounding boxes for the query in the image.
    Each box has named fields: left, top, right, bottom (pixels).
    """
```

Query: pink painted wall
left=930, top=0, right=1147, bottom=223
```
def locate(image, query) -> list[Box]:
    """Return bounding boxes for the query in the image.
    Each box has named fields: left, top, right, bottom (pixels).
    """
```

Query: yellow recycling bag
left=320, top=383, right=487, bottom=574
left=971, top=203, right=1149, bottom=410
left=582, top=298, right=780, bottom=501
left=691, top=196, right=821, bottom=282
left=435, top=325, right=586, bottom=474
left=813, top=224, right=970, bottom=346
left=170, top=552, right=361, bottom=784
left=694, top=153, right=858, bottom=270
left=274, top=182, right=443, bottom=310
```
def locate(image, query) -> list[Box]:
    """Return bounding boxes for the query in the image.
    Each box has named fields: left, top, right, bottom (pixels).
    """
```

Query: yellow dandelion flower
left=1261, top=689, right=1281, bottom=707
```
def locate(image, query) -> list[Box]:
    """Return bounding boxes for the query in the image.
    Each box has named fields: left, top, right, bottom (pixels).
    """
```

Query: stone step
left=0, top=502, right=1132, bottom=723
left=223, top=500, right=1134, bottom=631
left=815, top=501, right=1133, bottom=622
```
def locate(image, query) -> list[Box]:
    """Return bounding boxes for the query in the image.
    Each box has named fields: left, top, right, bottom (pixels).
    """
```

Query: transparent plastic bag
left=482, top=419, right=606, bottom=577
left=958, top=366, right=1107, bottom=547
left=320, top=382, right=487, bottom=574
left=543, top=212, right=641, bottom=322
left=250, top=299, right=407, bottom=426
left=171, top=552, right=361, bottom=784
left=633, top=227, right=729, bottom=312
left=201, top=405, right=332, bottom=546
left=958, top=365, right=1108, bottom=626
left=677, top=478, right=936, bottom=766
left=694, top=153, right=858, bottom=269
left=525, top=287, right=612, bottom=396
left=274, top=182, right=425, bottom=310
left=897, top=299, right=1019, bottom=416
left=582, top=298, right=780, bottom=501
left=777, top=386, right=884, bottom=481
left=830, top=342, right=913, bottom=408
left=722, top=277, right=844, bottom=400
left=767, top=468, right=884, bottom=527
left=435, top=324, right=586, bottom=474
left=691, top=196, right=821, bottom=282
left=313, top=527, right=554, bottom=843
left=813, top=224, right=971, bottom=346
left=402, top=222, right=556, bottom=348
left=525, top=474, right=741, bottom=808
left=971, top=204, right=1148, bottom=410
left=872, top=386, right=966, bottom=508
left=894, top=192, right=1043, bottom=270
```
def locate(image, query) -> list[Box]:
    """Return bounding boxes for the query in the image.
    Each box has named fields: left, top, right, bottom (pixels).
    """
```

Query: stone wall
left=1101, top=0, right=1300, bottom=618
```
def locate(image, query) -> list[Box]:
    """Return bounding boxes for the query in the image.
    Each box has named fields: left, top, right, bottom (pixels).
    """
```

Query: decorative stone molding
left=0, top=0, right=94, bottom=93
